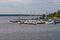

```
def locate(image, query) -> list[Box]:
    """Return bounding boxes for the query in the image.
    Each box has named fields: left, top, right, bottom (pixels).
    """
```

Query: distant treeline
left=0, top=14, right=41, bottom=16
left=43, top=10, right=60, bottom=19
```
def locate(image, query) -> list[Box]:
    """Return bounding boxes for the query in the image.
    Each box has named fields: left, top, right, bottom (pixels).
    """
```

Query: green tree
left=42, top=14, right=46, bottom=19
left=53, top=12, right=56, bottom=17
left=44, top=10, right=60, bottom=19
left=56, top=10, right=60, bottom=17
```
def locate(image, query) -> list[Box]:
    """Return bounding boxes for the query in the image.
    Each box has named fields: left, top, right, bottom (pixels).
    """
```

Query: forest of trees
left=44, top=10, right=60, bottom=19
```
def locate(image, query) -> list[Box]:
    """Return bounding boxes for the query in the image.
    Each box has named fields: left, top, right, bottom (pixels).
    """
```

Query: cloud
left=0, top=0, right=60, bottom=14
left=0, top=0, right=34, bottom=3
left=52, top=0, right=60, bottom=4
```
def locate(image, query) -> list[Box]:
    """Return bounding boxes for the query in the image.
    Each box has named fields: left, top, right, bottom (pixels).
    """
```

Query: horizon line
left=0, top=14, right=42, bottom=16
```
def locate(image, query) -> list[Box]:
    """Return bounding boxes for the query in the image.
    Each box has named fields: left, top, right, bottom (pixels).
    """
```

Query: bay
left=0, top=16, right=60, bottom=40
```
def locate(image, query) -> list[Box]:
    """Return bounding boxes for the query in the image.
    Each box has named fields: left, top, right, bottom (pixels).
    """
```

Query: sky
left=0, top=0, right=60, bottom=14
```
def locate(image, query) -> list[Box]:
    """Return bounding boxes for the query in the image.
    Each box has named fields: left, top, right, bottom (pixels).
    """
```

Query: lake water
left=0, top=16, right=60, bottom=40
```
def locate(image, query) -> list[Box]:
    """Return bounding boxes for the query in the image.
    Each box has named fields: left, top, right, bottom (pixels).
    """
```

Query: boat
left=37, top=20, right=45, bottom=24
left=10, top=18, right=21, bottom=23
left=10, top=20, right=18, bottom=23
left=20, top=19, right=37, bottom=25
left=32, top=22, right=37, bottom=25
left=45, top=21, right=54, bottom=24
left=45, top=19, right=54, bottom=24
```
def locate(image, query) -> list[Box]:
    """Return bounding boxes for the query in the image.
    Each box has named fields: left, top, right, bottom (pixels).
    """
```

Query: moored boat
left=45, top=19, right=54, bottom=24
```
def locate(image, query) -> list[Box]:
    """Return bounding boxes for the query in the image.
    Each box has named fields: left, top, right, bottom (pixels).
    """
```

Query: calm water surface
left=0, top=16, right=60, bottom=40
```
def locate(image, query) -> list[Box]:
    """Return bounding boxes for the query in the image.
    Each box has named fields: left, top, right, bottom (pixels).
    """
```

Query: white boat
left=18, top=21, right=20, bottom=24
left=45, top=19, right=54, bottom=24
left=45, top=21, right=54, bottom=24
left=32, top=22, right=37, bottom=25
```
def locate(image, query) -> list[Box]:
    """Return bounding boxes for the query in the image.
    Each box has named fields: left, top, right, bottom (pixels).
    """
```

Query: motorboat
left=45, top=19, right=54, bottom=24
